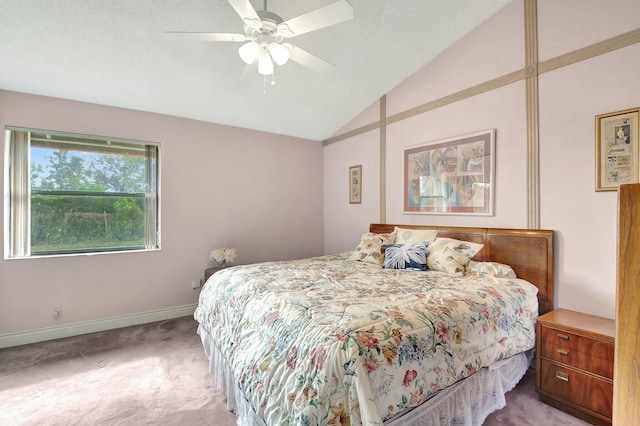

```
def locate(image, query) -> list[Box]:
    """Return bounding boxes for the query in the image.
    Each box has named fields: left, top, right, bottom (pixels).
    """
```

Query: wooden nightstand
left=536, top=308, right=615, bottom=426
left=203, top=266, right=222, bottom=283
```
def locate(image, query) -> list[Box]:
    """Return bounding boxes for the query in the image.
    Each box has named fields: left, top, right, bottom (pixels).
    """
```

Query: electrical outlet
left=53, top=304, right=62, bottom=320
left=191, top=280, right=200, bottom=290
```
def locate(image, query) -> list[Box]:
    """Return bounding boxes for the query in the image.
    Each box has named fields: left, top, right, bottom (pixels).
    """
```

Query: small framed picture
left=595, top=107, right=640, bottom=191
left=349, top=165, right=362, bottom=204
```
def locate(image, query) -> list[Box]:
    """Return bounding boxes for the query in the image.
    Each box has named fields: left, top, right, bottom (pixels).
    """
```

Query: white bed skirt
left=197, top=324, right=531, bottom=426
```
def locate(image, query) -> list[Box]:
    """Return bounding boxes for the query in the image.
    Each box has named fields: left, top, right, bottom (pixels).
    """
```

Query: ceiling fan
left=166, top=0, right=354, bottom=82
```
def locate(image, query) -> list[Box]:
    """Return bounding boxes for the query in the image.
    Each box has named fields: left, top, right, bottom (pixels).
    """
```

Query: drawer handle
left=556, top=371, right=569, bottom=382
left=556, top=333, right=570, bottom=340
left=556, top=349, right=569, bottom=356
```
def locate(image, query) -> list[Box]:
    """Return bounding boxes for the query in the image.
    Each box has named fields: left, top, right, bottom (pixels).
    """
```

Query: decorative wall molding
left=538, top=27, right=640, bottom=75
left=386, top=69, right=526, bottom=126
left=322, top=3, right=640, bottom=229
left=324, top=26, right=640, bottom=148
left=379, top=95, right=387, bottom=223
left=525, top=0, right=540, bottom=229
left=323, top=120, right=381, bottom=145
left=322, top=69, right=525, bottom=146
left=0, top=303, right=197, bottom=349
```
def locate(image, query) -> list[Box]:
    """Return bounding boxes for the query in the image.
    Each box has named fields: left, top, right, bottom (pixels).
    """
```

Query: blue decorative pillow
left=383, top=242, right=429, bottom=270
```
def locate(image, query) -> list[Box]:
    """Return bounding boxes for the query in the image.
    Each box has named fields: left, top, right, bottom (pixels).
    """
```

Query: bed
left=195, top=224, right=554, bottom=426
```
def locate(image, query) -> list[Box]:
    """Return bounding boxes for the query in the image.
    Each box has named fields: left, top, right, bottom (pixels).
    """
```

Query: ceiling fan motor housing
left=245, top=10, right=285, bottom=43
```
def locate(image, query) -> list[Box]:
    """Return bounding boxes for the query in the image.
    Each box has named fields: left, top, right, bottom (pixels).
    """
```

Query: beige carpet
left=0, top=317, right=588, bottom=426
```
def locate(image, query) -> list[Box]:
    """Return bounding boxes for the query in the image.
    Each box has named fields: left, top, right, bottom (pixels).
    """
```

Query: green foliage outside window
left=29, top=142, right=149, bottom=253
left=6, top=127, right=159, bottom=258
left=31, top=195, right=145, bottom=252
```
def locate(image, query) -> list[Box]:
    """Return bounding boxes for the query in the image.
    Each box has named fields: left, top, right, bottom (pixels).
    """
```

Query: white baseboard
left=0, top=303, right=197, bottom=349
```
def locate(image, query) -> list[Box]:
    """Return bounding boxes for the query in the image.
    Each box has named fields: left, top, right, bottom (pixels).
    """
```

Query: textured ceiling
left=0, top=0, right=511, bottom=141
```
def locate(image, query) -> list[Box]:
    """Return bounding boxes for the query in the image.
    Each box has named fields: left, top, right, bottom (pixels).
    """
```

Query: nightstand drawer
left=540, top=359, right=613, bottom=419
left=540, top=339, right=614, bottom=379
left=540, top=327, right=614, bottom=377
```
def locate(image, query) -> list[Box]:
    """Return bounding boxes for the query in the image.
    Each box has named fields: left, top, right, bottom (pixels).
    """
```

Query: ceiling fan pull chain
left=263, top=74, right=266, bottom=94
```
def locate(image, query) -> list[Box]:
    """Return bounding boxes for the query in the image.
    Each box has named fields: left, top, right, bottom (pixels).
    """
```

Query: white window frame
left=4, top=126, right=161, bottom=258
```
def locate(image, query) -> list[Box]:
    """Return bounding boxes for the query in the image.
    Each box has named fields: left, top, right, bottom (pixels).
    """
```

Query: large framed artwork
left=404, top=129, right=495, bottom=215
left=595, top=107, right=640, bottom=191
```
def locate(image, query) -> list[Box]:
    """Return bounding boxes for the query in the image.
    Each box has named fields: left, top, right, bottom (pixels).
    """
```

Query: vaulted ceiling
left=0, top=0, right=511, bottom=141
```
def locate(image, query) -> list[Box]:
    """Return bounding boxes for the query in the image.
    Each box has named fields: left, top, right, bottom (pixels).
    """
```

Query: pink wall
left=324, top=0, right=640, bottom=319
left=0, top=90, right=324, bottom=334
left=3, top=0, right=638, bottom=335
left=323, top=128, right=381, bottom=254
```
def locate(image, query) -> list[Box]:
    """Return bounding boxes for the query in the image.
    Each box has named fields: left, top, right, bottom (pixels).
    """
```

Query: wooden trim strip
left=322, top=68, right=526, bottom=145
left=322, top=120, right=381, bottom=146
left=526, top=75, right=540, bottom=228
left=539, top=27, right=640, bottom=75
left=524, top=0, right=538, bottom=68
left=323, top=27, right=640, bottom=146
left=525, top=0, right=540, bottom=229
left=379, top=95, right=387, bottom=223
left=387, top=69, right=526, bottom=125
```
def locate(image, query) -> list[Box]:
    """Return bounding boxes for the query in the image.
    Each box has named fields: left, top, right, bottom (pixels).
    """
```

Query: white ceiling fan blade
left=288, top=45, right=335, bottom=74
left=277, top=0, right=353, bottom=38
left=227, top=0, right=262, bottom=29
left=165, top=32, right=247, bottom=42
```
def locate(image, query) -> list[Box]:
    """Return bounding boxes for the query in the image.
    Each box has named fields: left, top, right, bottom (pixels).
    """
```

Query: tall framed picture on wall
left=349, top=165, right=362, bottom=204
left=403, top=129, right=495, bottom=215
left=595, top=107, right=640, bottom=191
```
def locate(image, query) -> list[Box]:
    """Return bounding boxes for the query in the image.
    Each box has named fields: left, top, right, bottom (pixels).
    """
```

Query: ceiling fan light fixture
left=268, top=42, right=290, bottom=66
left=258, top=48, right=274, bottom=75
left=238, top=41, right=260, bottom=64
left=167, top=0, right=355, bottom=87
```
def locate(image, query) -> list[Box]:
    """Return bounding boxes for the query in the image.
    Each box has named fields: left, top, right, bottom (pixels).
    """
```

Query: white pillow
left=394, top=227, right=438, bottom=245
left=427, top=237, right=484, bottom=275
left=348, top=231, right=396, bottom=265
left=466, top=261, right=517, bottom=278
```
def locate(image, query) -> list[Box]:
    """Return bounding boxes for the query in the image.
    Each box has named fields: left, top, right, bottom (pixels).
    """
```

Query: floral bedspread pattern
left=194, top=253, right=538, bottom=426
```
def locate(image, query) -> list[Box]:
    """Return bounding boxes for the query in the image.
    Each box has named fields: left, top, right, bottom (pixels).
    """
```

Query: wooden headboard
left=370, top=224, right=555, bottom=315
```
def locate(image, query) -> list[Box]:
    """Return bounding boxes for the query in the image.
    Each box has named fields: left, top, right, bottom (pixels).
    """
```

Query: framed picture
left=403, top=129, right=495, bottom=215
left=349, top=165, right=362, bottom=204
left=595, top=107, right=640, bottom=191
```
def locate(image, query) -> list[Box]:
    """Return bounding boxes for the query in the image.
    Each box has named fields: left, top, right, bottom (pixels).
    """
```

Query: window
left=4, top=127, right=160, bottom=258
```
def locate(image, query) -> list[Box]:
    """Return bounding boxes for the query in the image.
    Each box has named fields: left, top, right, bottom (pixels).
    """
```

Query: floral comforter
left=194, top=253, right=539, bottom=426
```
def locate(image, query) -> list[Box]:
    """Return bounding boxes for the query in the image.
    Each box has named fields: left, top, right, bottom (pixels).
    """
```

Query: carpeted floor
left=0, top=317, right=589, bottom=426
